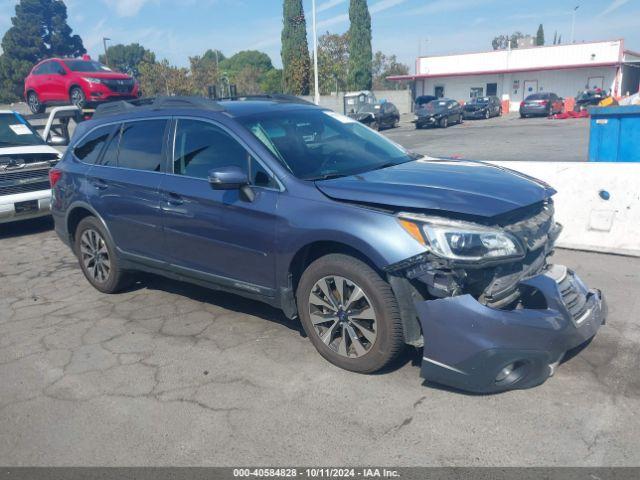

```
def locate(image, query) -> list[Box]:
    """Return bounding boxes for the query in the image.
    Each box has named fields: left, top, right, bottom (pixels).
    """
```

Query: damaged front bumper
left=416, top=264, right=606, bottom=393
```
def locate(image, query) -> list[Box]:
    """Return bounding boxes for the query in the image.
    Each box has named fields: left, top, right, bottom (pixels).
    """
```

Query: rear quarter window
left=73, top=125, right=116, bottom=164
left=117, top=120, right=167, bottom=172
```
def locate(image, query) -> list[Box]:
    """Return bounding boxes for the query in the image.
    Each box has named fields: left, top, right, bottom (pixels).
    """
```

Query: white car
left=0, top=110, right=62, bottom=224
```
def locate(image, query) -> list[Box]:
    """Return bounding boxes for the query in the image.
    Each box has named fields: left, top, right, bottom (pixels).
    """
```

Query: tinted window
left=74, top=125, right=115, bottom=164
left=173, top=119, right=250, bottom=179
left=33, top=63, right=48, bottom=75
left=118, top=120, right=167, bottom=172
left=99, top=124, right=121, bottom=167
left=526, top=93, right=549, bottom=100
left=64, top=60, right=110, bottom=72
left=250, top=158, right=277, bottom=188
left=50, top=62, right=66, bottom=75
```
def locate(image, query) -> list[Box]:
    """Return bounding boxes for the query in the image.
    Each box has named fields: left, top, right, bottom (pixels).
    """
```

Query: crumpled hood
left=315, top=158, right=555, bottom=218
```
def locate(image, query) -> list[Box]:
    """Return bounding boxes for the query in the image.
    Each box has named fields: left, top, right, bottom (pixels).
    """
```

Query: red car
left=24, top=55, right=140, bottom=114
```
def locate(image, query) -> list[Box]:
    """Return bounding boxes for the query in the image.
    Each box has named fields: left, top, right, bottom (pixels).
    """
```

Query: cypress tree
left=347, top=0, right=372, bottom=91
left=0, top=0, right=85, bottom=101
left=536, top=24, right=545, bottom=46
left=281, top=0, right=310, bottom=95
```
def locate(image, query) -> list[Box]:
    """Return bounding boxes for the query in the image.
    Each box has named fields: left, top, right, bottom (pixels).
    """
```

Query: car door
left=87, top=118, right=169, bottom=262
left=34, top=62, right=54, bottom=103
left=160, top=117, right=279, bottom=293
left=48, top=61, right=68, bottom=101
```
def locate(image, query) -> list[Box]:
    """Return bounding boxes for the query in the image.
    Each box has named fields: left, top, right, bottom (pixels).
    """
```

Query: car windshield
left=470, top=97, right=489, bottom=104
left=239, top=109, right=417, bottom=181
left=0, top=113, right=45, bottom=147
left=357, top=104, right=380, bottom=113
left=63, top=60, right=111, bottom=72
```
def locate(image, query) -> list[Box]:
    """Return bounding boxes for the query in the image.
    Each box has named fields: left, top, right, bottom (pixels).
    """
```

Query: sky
left=0, top=0, right=639, bottom=71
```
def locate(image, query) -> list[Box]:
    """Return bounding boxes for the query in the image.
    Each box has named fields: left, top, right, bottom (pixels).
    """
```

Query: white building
left=389, top=39, right=640, bottom=111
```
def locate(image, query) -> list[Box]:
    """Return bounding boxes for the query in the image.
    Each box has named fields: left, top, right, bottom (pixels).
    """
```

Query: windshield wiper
left=309, top=173, right=348, bottom=181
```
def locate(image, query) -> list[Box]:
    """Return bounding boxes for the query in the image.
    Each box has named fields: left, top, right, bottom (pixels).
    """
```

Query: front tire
left=296, top=254, right=404, bottom=373
left=439, top=117, right=449, bottom=128
left=27, top=91, right=45, bottom=114
left=74, top=217, right=131, bottom=294
left=70, top=86, right=86, bottom=109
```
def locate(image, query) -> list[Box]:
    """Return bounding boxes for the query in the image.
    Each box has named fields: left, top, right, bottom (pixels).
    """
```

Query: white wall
left=300, top=90, right=413, bottom=114
left=417, top=41, right=622, bottom=76
left=490, top=162, right=640, bottom=257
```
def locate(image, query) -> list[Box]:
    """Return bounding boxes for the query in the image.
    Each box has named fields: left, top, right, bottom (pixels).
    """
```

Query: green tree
left=220, top=50, right=273, bottom=77
left=281, top=0, right=311, bottom=95
left=536, top=24, right=545, bottom=46
left=372, top=51, right=409, bottom=90
left=98, top=43, right=155, bottom=77
left=0, top=0, right=85, bottom=101
left=317, top=32, right=349, bottom=94
left=492, top=31, right=525, bottom=50
left=138, top=59, right=193, bottom=97
left=347, top=0, right=372, bottom=91
left=260, top=69, right=283, bottom=93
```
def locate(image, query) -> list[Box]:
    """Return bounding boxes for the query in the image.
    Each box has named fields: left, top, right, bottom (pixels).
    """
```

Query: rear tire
left=296, top=254, right=404, bottom=373
left=70, top=86, right=86, bottom=109
left=27, top=91, right=45, bottom=114
left=74, top=216, right=131, bottom=294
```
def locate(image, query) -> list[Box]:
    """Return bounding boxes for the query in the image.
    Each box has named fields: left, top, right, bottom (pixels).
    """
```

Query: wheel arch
left=65, top=202, right=116, bottom=249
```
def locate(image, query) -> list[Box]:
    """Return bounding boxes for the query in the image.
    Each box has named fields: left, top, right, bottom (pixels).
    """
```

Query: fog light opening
left=495, top=360, right=528, bottom=386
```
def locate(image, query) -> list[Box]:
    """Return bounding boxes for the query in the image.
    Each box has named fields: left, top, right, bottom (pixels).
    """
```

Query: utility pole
left=571, top=5, right=580, bottom=43
left=102, top=37, right=111, bottom=67
left=312, top=0, right=320, bottom=104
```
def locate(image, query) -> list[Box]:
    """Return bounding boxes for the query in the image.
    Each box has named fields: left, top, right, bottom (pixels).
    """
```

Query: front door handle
left=165, top=192, right=184, bottom=206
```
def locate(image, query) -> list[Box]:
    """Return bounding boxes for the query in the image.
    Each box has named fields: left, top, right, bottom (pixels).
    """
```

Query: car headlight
left=84, top=77, right=102, bottom=84
left=398, top=213, right=525, bottom=261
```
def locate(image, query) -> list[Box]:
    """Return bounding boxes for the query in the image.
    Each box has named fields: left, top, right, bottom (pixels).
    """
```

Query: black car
left=349, top=102, right=400, bottom=130
left=574, top=90, right=605, bottom=112
left=462, top=96, right=502, bottom=120
left=414, top=95, right=437, bottom=111
left=415, top=98, right=462, bottom=128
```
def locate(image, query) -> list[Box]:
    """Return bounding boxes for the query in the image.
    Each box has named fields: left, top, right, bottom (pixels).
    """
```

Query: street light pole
left=312, top=0, right=320, bottom=104
left=103, top=37, right=111, bottom=66
left=570, top=5, right=580, bottom=44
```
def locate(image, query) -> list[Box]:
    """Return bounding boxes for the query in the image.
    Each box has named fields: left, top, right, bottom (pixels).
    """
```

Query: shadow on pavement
left=0, top=216, right=53, bottom=239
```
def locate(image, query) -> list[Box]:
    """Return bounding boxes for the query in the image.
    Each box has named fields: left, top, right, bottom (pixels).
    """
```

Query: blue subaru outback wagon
left=50, top=96, right=606, bottom=393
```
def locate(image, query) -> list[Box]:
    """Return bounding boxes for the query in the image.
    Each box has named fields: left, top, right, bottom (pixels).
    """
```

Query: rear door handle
left=91, top=178, right=108, bottom=190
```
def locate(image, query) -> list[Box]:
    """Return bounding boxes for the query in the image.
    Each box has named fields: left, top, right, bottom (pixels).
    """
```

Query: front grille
left=0, top=153, right=59, bottom=167
left=558, top=273, right=589, bottom=324
left=102, top=78, right=134, bottom=93
left=503, top=202, right=555, bottom=252
left=0, top=180, right=50, bottom=195
left=0, top=168, right=51, bottom=195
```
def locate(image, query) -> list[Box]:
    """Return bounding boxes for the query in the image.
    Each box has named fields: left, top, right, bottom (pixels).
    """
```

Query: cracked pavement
left=1, top=217, right=639, bottom=466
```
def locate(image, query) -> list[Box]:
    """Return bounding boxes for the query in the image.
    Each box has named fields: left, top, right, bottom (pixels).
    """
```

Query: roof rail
left=217, top=94, right=316, bottom=105
left=93, top=96, right=224, bottom=119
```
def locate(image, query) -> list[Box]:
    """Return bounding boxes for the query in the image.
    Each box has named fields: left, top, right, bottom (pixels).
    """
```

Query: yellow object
left=398, top=219, right=427, bottom=246
left=598, top=97, right=617, bottom=107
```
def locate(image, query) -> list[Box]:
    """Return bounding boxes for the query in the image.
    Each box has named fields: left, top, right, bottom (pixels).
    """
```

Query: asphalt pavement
left=0, top=217, right=639, bottom=466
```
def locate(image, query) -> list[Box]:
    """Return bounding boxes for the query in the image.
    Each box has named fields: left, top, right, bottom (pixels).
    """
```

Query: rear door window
left=73, top=124, right=116, bottom=164
left=117, top=119, right=168, bottom=172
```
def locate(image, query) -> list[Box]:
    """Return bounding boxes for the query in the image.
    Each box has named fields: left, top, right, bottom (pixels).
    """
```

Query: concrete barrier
left=491, top=162, right=640, bottom=257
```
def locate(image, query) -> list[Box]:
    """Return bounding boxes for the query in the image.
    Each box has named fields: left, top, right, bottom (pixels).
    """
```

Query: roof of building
left=389, top=39, right=637, bottom=81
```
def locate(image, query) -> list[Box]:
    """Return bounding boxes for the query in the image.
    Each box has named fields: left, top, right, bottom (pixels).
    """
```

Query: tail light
left=49, top=168, right=62, bottom=187
left=520, top=101, right=525, bottom=107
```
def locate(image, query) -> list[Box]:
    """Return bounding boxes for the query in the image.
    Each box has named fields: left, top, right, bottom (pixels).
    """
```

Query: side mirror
left=47, top=135, right=68, bottom=146
left=208, top=165, right=249, bottom=190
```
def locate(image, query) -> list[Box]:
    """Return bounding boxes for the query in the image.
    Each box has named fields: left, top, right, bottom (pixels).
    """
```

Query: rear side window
left=74, top=125, right=115, bottom=164
left=117, top=120, right=167, bottom=172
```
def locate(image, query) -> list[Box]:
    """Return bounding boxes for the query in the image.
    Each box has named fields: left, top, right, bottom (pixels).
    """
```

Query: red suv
left=24, top=56, right=140, bottom=114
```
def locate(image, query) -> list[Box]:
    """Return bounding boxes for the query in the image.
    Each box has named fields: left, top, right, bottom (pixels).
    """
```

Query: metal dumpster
left=588, top=106, right=640, bottom=162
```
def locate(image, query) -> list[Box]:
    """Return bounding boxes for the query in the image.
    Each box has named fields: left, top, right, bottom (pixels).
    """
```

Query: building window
left=470, top=87, right=483, bottom=98
left=486, top=83, right=498, bottom=96
left=434, top=85, right=445, bottom=98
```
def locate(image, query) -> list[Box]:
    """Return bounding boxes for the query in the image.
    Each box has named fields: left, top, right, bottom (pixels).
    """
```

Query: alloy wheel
left=79, top=229, right=111, bottom=283
left=71, top=88, right=85, bottom=108
left=28, top=93, right=40, bottom=113
left=308, top=275, right=377, bottom=358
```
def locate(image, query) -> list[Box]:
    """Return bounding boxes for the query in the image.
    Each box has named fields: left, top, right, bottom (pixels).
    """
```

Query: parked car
left=50, top=96, right=606, bottom=393
left=0, top=110, right=62, bottom=224
left=415, top=98, right=463, bottom=128
left=462, top=96, right=502, bottom=120
left=519, top=92, right=564, bottom=118
left=349, top=102, right=400, bottom=130
left=414, top=95, right=437, bottom=111
left=24, top=56, right=140, bottom=114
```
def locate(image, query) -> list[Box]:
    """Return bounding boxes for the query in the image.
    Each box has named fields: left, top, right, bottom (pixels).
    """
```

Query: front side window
left=239, top=109, right=416, bottom=181
left=73, top=124, right=115, bottom=164
left=117, top=120, right=167, bottom=172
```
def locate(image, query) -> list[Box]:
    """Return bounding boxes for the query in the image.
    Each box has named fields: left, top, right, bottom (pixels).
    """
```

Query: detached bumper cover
left=417, top=266, right=606, bottom=393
